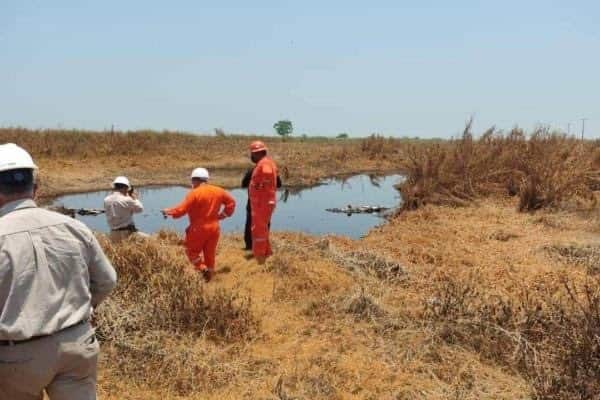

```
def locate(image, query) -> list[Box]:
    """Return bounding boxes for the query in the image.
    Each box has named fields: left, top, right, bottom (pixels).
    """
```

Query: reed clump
left=360, top=134, right=401, bottom=160
left=398, top=121, right=599, bottom=212
left=424, top=271, right=600, bottom=400
left=95, top=234, right=256, bottom=341
left=94, top=234, right=256, bottom=393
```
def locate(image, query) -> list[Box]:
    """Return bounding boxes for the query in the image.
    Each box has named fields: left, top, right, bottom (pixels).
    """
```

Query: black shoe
left=201, top=269, right=213, bottom=282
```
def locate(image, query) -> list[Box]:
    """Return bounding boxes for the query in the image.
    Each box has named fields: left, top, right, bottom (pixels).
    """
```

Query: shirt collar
left=0, top=198, right=38, bottom=218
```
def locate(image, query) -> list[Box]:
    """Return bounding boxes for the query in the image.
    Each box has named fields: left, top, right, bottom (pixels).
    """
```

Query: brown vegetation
left=363, top=199, right=600, bottom=400
left=424, top=272, right=600, bottom=399
left=94, top=232, right=256, bottom=394
left=398, top=121, right=599, bottom=212
left=0, top=128, right=405, bottom=199
left=89, top=195, right=599, bottom=399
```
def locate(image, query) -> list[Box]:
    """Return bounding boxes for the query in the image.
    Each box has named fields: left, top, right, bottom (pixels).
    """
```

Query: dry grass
left=95, top=205, right=575, bottom=399
left=96, top=233, right=255, bottom=342
left=10, top=125, right=599, bottom=398
left=362, top=198, right=599, bottom=400
left=398, top=122, right=599, bottom=212
left=423, top=271, right=600, bottom=399
left=545, top=243, right=600, bottom=274
left=0, top=127, right=406, bottom=199
left=93, top=233, right=256, bottom=394
left=88, top=193, right=600, bottom=399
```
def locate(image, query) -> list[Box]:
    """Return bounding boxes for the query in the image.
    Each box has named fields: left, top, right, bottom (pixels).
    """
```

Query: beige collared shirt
left=104, top=191, right=144, bottom=230
left=0, top=199, right=117, bottom=340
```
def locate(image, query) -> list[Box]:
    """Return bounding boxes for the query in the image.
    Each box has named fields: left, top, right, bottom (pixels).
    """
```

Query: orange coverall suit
left=249, top=156, right=278, bottom=258
left=164, top=184, right=236, bottom=271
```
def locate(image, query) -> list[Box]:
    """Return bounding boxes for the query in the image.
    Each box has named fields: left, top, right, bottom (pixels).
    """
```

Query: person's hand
left=218, top=212, right=227, bottom=220
left=130, top=191, right=138, bottom=200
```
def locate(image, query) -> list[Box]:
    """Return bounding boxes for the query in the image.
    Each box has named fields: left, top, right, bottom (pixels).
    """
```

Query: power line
left=581, top=118, right=588, bottom=140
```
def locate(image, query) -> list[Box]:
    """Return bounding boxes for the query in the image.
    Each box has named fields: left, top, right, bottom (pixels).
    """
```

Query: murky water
left=51, top=174, right=403, bottom=239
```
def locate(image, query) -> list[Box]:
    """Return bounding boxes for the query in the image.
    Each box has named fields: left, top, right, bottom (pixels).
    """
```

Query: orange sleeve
left=222, top=190, right=236, bottom=217
left=261, top=162, right=274, bottom=175
left=165, top=191, right=194, bottom=218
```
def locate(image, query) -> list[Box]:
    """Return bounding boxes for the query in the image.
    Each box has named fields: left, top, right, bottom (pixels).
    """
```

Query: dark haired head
left=0, top=168, right=34, bottom=196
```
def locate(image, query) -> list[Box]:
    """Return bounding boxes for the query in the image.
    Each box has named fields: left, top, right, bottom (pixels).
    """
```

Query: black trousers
left=244, top=202, right=252, bottom=250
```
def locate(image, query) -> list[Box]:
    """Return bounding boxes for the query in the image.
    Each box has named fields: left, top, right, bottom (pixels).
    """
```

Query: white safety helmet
left=112, top=176, right=131, bottom=188
left=191, top=168, right=209, bottom=180
left=0, top=143, right=38, bottom=172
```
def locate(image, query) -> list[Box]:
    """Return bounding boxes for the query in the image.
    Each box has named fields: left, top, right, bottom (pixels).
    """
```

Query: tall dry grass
left=0, top=128, right=256, bottom=159
left=398, top=122, right=599, bottom=212
left=424, top=270, right=600, bottom=400
left=96, top=231, right=255, bottom=341
left=94, top=231, right=256, bottom=394
left=0, top=127, right=405, bottom=161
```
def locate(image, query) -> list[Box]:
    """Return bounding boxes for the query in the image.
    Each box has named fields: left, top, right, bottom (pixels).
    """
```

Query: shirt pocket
left=35, top=229, right=88, bottom=286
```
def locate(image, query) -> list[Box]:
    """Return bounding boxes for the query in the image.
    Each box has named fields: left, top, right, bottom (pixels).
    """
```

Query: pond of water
left=52, top=174, right=403, bottom=239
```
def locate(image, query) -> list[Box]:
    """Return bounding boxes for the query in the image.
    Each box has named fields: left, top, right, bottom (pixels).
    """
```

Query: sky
left=1, top=1, right=599, bottom=138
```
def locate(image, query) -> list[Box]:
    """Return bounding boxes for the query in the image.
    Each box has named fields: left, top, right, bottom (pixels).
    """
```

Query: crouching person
left=162, top=168, right=235, bottom=282
left=0, top=143, right=117, bottom=400
left=104, top=176, right=146, bottom=242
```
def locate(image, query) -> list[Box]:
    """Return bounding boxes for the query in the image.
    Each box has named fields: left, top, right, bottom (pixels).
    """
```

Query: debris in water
left=325, top=204, right=389, bottom=215
left=47, top=205, right=105, bottom=218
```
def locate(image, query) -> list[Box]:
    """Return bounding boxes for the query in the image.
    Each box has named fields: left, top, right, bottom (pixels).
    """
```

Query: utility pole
left=581, top=118, right=588, bottom=140
left=567, top=122, right=571, bottom=135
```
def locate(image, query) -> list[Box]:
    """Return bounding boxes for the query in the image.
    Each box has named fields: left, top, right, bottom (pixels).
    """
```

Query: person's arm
left=0, top=239, right=11, bottom=311
left=220, top=190, right=236, bottom=218
left=126, top=196, right=144, bottom=214
left=86, top=234, right=117, bottom=307
left=163, top=191, right=193, bottom=219
left=241, top=168, right=253, bottom=188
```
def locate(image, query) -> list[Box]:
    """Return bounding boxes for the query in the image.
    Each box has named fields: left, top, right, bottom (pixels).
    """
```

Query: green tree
left=273, top=120, right=293, bottom=138
left=336, top=133, right=349, bottom=139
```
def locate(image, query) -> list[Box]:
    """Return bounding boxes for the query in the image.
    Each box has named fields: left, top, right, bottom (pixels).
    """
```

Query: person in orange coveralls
left=248, top=141, right=278, bottom=264
left=161, top=167, right=235, bottom=282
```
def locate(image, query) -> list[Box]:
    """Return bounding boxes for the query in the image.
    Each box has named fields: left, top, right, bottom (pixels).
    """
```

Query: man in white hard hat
left=0, top=143, right=117, bottom=400
left=103, top=176, right=146, bottom=243
left=162, top=168, right=235, bottom=282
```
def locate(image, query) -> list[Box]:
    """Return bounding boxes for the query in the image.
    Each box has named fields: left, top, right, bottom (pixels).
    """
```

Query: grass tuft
left=424, top=271, right=600, bottom=400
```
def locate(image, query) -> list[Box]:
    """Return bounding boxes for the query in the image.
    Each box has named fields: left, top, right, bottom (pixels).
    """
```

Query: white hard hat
left=112, top=176, right=131, bottom=188
left=0, top=143, right=38, bottom=173
left=191, top=168, right=209, bottom=180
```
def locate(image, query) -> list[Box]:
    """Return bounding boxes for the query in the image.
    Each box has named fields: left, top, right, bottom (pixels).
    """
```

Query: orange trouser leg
left=202, top=229, right=220, bottom=270
left=251, top=206, right=274, bottom=258
left=185, top=227, right=211, bottom=271
left=185, top=242, right=207, bottom=270
left=185, top=225, right=220, bottom=271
